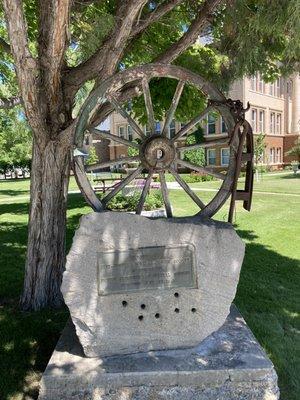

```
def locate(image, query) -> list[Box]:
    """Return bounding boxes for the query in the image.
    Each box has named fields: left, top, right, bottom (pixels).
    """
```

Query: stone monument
left=38, top=65, right=279, bottom=399
left=62, top=212, right=244, bottom=357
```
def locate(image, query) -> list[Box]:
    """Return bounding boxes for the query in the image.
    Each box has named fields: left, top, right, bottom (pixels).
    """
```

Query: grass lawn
left=0, top=172, right=299, bottom=399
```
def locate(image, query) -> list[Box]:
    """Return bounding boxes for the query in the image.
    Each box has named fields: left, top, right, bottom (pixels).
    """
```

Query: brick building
left=232, top=72, right=300, bottom=168
left=85, top=73, right=300, bottom=171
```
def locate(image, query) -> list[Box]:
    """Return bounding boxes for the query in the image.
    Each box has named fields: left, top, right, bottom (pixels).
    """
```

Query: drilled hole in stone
left=174, top=292, right=179, bottom=298
left=191, top=308, right=197, bottom=313
left=138, top=315, right=144, bottom=321
left=155, top=313, right=160, bottom=319
left=174, top=308, right=180, bottom=313
left=141, top=304, right=146, bottom=309
left=122, top=301, right=128, bottom=307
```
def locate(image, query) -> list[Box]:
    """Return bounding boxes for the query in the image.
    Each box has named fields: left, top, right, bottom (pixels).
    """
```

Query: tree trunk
left=20, top=133, right=72, bottom=311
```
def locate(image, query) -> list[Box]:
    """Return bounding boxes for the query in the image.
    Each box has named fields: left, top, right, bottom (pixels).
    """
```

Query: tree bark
left=20, top=132, right=72, bottom=310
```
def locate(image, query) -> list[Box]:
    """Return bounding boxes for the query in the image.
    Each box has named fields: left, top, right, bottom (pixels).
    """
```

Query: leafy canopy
left=0, top=108, right=32, bottom=172
left=0, top=1, right=299, bottom=127
left=183, top=126, right=205, bottom=166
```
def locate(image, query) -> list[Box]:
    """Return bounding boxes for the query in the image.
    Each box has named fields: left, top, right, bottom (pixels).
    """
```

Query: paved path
left=166, top=182, right=300, bottom=197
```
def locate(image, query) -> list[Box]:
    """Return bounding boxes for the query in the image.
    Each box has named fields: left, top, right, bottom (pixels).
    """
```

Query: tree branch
left=0, top=37, right=11, bottom=54
left=2, top=0, right=45, bottom=138
left=64, top=0, right=148, bottom=91
left=72, top=0, right=103, bottom=11
left=0, top=96, right=22, bottom=109
left=156, top=0, right=225, bottom=63
left=88, top=0, right=225, bottom=125
left=131, top=0, right=185, bottom=37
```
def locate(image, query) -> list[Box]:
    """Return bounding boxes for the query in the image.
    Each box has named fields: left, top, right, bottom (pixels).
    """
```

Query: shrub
left=101, top=190, right=163, bottom=212
left=183, top=173, right=215, bottom=183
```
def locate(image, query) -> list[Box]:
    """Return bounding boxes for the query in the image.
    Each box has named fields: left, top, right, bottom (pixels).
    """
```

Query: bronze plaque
left=97, top=244, right=197, bottom=295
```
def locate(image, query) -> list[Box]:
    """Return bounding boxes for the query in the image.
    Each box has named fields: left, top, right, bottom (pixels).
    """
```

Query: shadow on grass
left=0, top=189, right=30, bottom=197
left=280, top=173, right=300, bottom=180
left=0, top=202, right=30, bottom=215
left=0, top=196, right=299, bottom=399
left=235, top=229, right=300, bottom=400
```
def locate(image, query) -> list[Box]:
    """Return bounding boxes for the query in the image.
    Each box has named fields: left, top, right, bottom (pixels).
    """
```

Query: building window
left=270, top=112, right=275, bottom=134
left=127, top=125, right=133, bottom=141
left=144, top=125, right=151, bottom=135
left=258, top=74, right=265, bottom=93
left=269, top=82, right=275, bottom=96
left=251, top=109, right=257, bottom=132
left=207, top=149, right=216, bottom=165
left=287, top=80, right=293, bottom=99
left=276, top=78, right=281, bottom=97
left=250, top=75, right=257, bottom=91
left=258, top=110, right=265, bottom=132
left=276, top=148, right=281, bottom=163
left=118, top=125, right=126, bottom=138
left=276, top=114, right=282, bottom=134
left=207, top=114, right=216, bottom=134
left=169, top=119, right=176, bottom=139
left=269, top=148, right=274, bottom=163
left=155, top=121, right=161, bottom=134
left=221, top=117, right=227, bottom=133
left=221, top=148, right=230, bottom=166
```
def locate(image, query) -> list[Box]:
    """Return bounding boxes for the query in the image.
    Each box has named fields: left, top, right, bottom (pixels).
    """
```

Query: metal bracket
left=228, top=120, right=254, bottom=223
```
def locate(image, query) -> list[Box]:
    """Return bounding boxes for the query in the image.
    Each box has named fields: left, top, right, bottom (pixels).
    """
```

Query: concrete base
left=38, top=306, right=279, bottom=400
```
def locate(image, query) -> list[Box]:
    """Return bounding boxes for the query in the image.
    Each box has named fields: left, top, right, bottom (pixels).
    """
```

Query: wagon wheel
left=73, top=64, right=244, bottom=219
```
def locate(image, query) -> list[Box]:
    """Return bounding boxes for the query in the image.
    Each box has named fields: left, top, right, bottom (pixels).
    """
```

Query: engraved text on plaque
left=97, top=244, right=196, bottom=295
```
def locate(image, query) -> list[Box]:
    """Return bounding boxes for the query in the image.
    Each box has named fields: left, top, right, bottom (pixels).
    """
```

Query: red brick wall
left=284, top=135, right=299, bottom=163
left=109, top=145, right=128, bottom=161
left=93, top=138, right=110, bottom=163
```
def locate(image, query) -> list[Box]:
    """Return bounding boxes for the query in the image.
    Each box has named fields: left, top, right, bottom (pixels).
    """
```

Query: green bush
left=101, top=191, right=163, bottom=212
left=182, top=173, right=215, bottom=183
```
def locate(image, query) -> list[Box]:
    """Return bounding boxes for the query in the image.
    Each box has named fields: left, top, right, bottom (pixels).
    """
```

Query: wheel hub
left=141, top=135, right=176, bottom=171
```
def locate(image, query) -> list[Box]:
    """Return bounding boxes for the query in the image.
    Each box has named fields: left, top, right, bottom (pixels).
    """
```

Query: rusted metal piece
left=208, top=99, right=250, bottom=123
left=73, top=63, right=253, bottom=220
left=228, top=120, right=254, bottom=223
left=240, top=121, right=254, bottom=212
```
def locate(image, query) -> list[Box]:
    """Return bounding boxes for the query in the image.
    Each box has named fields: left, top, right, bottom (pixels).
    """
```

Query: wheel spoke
left=73, top=156, right=103, bottom=211
left=136, top=172, right=153, bottom=215
left=162, top=80, right=185, bottom=137
left=171, top=106, right=212, bottom=142
left=108, top=95, right=145, bottom=139
left=86, top=156, right=140, bottom=172
left=178, top=137, right=229, bottom=152
left=159, top=171, right=172, bottom=217
left=102, top=166, right=143, bottom=206
left=169, top=166, right=205, bottom=209
left=176, top=158, right=226, bottom=180
left=142, top=78, right=155, bottom=135
left=90, top=127, right=139, bottom=148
